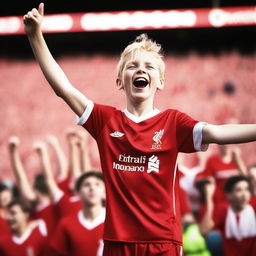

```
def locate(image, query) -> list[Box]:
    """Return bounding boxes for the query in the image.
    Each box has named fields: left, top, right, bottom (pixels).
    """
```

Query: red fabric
left=31, top=203, right=57, bottom=237
left=179, top=184, right=191, bottom=215
left=57, top=175, right=73, bottom=196
left=0, top=225, right=47, bottom=256
left=103, top=241, right=184, bottom=256
left=196, top=154, right=239, bottom=205
left=81, top=103, right=199, bottom=243
left=0, top=217, right=11, bottom=239
left=50, top=212, right=104, bottom=256
left=54, top=194, right=82, bottom=219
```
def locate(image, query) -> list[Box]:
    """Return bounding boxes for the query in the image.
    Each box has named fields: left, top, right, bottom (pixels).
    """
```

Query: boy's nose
left=136, top=67, right=146, bottom=74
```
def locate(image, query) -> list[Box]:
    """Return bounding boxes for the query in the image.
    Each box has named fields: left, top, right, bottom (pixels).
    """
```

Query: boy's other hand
left=23, top=3, right=44, bottom=35
left=33, top=141, right=47, bottom=153
left=46, top=135, right=59, bottom=146
left=8, top=136, right=20, bottom=150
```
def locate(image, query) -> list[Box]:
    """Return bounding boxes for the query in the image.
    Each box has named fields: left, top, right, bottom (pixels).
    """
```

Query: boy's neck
left=13, top=222, right=29, bottom=238
left=82, top=203, right=104, bottom=222
left=231, top=203, right=247, bottom=213
left=126, top=99, right=155, bottom=117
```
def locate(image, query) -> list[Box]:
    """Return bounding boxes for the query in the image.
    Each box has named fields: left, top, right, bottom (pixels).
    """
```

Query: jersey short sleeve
left=176, top=111, right=208, bottom=153
left=76, top=100, right=117, bottom=139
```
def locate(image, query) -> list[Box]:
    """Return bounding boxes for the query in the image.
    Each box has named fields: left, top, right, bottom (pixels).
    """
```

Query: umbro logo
left=110, top=131, right=125, bottom=138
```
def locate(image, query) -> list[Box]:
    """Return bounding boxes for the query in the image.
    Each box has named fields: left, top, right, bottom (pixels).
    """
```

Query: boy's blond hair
left=117, top=34, right=165, bottom=81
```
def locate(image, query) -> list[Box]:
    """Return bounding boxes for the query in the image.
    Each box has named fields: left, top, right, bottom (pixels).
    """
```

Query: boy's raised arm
left=199, top=181, right=215, bottom=235
left=47, top=135, right=69, bottom=181
left=66, top=130, right=82, bottom=189
left=33, top=141, right=62, bottom=199
left=24, top=3, right=89, bottom=117
left=8, top=137, right=36, bottom=201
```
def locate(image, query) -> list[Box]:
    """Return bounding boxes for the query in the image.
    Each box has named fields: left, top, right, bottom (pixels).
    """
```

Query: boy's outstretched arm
left=24, top=3, right=89, bottom=117
left=202, top=124, right=256, bottom=145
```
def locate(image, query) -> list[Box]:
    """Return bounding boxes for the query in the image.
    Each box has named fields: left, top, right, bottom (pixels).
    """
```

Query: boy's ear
left=157, top=78, right=164, bottom=90
left=116, top=78, right=123, bottom=90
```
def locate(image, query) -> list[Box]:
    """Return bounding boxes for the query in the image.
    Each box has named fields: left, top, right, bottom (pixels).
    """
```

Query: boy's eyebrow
left=126, top=61, right=155, bottom=65
left=145, top=61, right=154, bottom=65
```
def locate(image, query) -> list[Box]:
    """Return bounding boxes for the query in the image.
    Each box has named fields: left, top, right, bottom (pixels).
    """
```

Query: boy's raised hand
left=8, top=136, right=20, bottom=150
left=23, top=3, right=44, bottom=35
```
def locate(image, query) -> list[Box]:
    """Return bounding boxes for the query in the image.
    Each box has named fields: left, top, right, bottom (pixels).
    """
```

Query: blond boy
left=24, top=3, right=256, bottom=255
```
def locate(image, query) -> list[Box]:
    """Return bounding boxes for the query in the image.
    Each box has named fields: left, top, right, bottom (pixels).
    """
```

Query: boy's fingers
left=38, top=2, right=44, bottom=16
left=27, top=15, right=38, bottom=24
left=32, top=8, right=39, bottom=17
left=8, top=136, right=20, bottom=146
left=33, top=141, right=46, bottom=151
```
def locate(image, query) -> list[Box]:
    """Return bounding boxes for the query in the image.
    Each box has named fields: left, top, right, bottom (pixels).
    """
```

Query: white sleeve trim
left=193, top=122, right=209, bottom=152
left=76, top=100, right=94, bottom=126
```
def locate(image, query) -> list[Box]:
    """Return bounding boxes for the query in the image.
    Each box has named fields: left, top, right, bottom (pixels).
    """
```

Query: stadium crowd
left=0, top=127, right=255, bottom=256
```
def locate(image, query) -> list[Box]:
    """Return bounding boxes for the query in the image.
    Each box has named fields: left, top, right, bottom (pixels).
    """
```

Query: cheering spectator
left=196, top=145, right=248, bottom=207
left=200, top=175, right=256, bottom=256
left=49, top=171, right=105, bottom=256
left=0, top=182, right=13, bottom=239
left=8, top=136, right=56, bottom=236
left=0, top=198, right=47, bottom=256
left=34, top=140, right=82, bottom=219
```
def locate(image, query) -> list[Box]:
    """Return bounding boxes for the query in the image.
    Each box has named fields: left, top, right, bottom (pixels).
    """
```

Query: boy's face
left=227, top=180, right=251, bottom=209
left=117, top=50, right=164, bottom=103
left=78, top=176, right=105, bottom=206
left=7, top=205, right=29, bottom=232
left=0, top=189, right=12, bottom=208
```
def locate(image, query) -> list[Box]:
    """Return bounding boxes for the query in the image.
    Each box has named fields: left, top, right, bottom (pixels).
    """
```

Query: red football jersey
left=31, top=202, right=57, bottom=237
left=76, top=101, right=207, bottom=243
left=213, top=203, right=256, bottom=256
left=54, top=191, right=82, bottom=219
left=50, top=209, right=105, bottom=256
left=196, top=154, right=239, bottom=205
left=0, top=220, right=47, bottom=256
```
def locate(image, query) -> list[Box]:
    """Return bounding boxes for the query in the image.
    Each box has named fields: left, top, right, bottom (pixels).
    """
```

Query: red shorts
left=103, top=241, right=183, bottom=256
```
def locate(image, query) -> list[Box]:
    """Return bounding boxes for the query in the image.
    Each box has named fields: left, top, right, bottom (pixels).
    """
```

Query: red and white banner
left=0, top=6, right=255, bottom=35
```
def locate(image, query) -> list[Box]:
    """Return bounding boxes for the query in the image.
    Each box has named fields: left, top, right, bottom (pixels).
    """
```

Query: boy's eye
left=146, top=66, right=154, bottom=69
left=127, top=65, right=136, bottom=69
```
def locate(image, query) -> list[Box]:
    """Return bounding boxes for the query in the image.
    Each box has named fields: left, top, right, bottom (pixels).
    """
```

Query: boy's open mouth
left=133, top=77, right=149, bottom=88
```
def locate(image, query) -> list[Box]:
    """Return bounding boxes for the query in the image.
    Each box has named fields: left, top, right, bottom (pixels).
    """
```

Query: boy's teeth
left=135, top=78, right=147, bottom=82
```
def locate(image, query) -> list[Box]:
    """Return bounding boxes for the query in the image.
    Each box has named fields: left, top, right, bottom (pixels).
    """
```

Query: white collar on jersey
left=123, top=108, right=161, bottom=123
left=12, top=222, right=37, bottom=245
left=78, top=208, right=105, bottom=230
left=12, top=220, right=47, bottom=245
